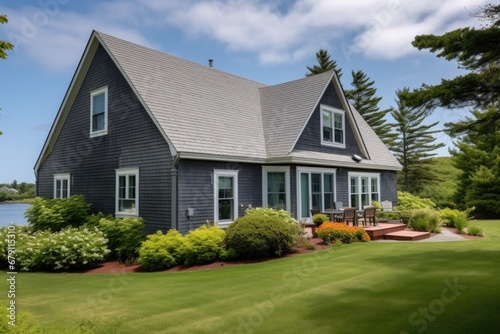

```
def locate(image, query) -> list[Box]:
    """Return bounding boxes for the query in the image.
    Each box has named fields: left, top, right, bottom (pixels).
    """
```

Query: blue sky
left=0, top=0, right=488, bottom=184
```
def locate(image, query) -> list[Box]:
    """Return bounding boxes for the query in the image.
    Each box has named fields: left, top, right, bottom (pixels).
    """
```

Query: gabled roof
left=35, top=31, right=401, bottom=173
left=260, top=71, right=334, bottom=158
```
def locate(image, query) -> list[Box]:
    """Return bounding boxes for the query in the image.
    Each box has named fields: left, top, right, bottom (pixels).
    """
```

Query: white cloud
left=1, top=0, right=491, bottom=71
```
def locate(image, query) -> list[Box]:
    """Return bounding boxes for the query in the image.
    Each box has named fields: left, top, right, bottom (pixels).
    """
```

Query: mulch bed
left=83, top=227, right=481, bottom=274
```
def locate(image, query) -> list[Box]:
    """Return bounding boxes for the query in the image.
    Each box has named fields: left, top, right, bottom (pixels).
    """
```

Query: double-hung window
left=54, top=173, right=70, bottom=199
left=321, top=105, right=345, bottom=148
left=262, top=166, right=291, bottom=212
left=349, top=172, right=380, bottom=210
left=116, top=168, right=139, bottom=216
left=214, top=170, right=238, bottom=227
left=90, top=87, right=108, bottom=137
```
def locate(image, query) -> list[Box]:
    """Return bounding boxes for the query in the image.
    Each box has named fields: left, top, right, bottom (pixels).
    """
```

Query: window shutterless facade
left=116, top=168, right=139, bottom=217
left=320, top=104, right=345, bottom=148
left=54, top=173, right=70, bottom=199
left=214, top=170, right=239, bottom=227
left=90, top=86, right=108, bottom=137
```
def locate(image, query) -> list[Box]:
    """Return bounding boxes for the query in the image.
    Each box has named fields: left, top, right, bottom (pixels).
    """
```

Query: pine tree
left=448, top=107, right=500, bottom=218
left=306, top=49, right=343, bottom=79
left=345, top=70, right=396, bottom=147
left=391, top=89, right=445, bottom=193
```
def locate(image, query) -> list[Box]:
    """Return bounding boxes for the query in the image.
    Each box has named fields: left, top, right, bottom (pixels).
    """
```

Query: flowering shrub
left=0, top=225, right=30, bottom=269
left=25, top=195, right=91, bottom=232
left=183, top=225, right=226, bottom=265
left=14, top=227, right=109, bottom=271
left=316, top=223, right=370, bottom=244
left=139, top=230, right=185, bottom=271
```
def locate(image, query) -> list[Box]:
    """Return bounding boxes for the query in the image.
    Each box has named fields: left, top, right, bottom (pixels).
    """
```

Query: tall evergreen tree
left=345, top=70, right=396, bottom=147
left=400, top=4, right=500, bottom=111
left=447, top=107, right=500, bottom=218
left=306, top=49, right=343, bottom=79
left=391, top=89, right=445, bottom=193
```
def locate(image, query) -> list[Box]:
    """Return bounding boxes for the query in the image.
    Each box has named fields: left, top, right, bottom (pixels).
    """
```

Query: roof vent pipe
left=208, top=59, right=213, bottom=67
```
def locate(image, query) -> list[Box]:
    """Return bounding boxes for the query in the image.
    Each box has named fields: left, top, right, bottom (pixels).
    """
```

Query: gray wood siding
left=294, top=82, right=362, bottom=156
left=177, top=160, right=262, bottom=234
left=37, top=45, right=173, bottom=233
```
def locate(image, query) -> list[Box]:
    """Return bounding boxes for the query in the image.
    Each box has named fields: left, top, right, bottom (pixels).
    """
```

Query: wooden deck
left=361, top=223, right=430, bottom=241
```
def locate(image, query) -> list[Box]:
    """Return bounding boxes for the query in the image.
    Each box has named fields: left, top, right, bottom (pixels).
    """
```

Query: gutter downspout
left=171, top=153, right=181, bottom=231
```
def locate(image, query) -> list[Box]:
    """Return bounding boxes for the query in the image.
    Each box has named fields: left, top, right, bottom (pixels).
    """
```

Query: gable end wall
left=294, top=82, right=362, bottom=156
left=36, top=45, right=173, bottom=233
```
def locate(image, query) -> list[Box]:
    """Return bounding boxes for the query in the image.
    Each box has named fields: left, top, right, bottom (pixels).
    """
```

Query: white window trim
left=262, top=166, right=291, bottom=212
left=53, top=173, right=70, bottom=199
left=213, top=169, right=239, bottom=228
left=348, top=172, right=381, bottom=210
left=115, top=168, right=139, bottom=218
left=320, top=104, right=345, bottom=149
left=296, top=167, right=337, bottom=221
left=90, top=86, right=108, bottom=138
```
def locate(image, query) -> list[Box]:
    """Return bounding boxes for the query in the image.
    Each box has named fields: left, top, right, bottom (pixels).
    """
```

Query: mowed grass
left=2, top=220, right=500, bottom=333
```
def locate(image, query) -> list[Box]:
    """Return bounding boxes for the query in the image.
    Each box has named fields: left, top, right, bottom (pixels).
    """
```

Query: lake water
left=0, top=203, right=30, bottom=227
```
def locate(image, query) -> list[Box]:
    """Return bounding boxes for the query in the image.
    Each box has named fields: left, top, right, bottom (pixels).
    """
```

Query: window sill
left=216, top=221, right=233, bottom=229
left=115, top=212, right=139, bottom=219
left=321, top=141, right=345, bottom=149
left=90, top=130, right=108, bottom=138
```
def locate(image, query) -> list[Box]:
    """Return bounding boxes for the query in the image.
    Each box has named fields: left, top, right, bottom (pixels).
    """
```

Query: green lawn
left=2, top=220, right=500, bottom=333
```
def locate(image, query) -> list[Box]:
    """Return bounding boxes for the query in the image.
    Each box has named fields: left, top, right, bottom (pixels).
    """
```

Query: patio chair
left=381, top=200, right=402, bottom=221
left=333, top=201, right=343, bottom=210
left=343, top=208, right=358, bottom=226
left=360, top=206, right=377, bottom=227
left=310, top=209, right=321, bottom=216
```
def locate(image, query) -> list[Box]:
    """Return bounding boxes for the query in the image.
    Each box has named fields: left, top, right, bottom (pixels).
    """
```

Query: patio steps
left=363, top=223, right=431, bottom=241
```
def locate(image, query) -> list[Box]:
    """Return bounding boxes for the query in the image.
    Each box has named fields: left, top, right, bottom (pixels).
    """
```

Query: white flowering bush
left=14, top=227, right=109, bottom=271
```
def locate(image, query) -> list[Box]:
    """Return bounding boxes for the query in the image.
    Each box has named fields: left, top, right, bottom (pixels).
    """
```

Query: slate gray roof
left=36, top=31, right=402, bottom=172
left=98, top=32, right=268, bottom=159
left=260, top=71, right=333, bottom=158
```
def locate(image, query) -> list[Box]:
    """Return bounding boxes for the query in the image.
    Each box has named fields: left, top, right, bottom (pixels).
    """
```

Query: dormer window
left=90, top=86, right=108, bottom=137
left=321, top=105, right=345, bottom=148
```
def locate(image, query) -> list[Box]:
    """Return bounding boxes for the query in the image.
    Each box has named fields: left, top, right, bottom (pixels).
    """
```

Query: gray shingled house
left=34, top=31, right=402, bottom=234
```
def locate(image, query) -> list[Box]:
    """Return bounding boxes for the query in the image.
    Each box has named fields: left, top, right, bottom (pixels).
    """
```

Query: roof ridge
left=95, top=30, right=267, bottom=87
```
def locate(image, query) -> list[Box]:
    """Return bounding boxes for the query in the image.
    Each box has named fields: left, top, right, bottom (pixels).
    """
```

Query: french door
left=298, top=168, right=336, bottom=220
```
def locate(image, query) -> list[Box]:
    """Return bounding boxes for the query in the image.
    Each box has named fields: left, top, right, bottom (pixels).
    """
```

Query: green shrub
left=97, top=217, right=146, bottom=262
left=139, top=230, right=185, bottom=271
left=183, top=225, right=226, bottom=265
left=396, top=192, right=436, bottom=211
left=14, top=227, right=109, bottom=271
left=440, top=208, right=469, bottom=233
left=408, top=209, right=442, bottom=233
left=226, top=210, right=297, bottom=259
left=312, top=213, right=329, bottom=226
left=466, top=225, right=484, bottom=237
left=25, top=195, right=91, bottom=232
left=245, top=207, right=298, bottom=224
left=85, top=212, right=114, bottom=227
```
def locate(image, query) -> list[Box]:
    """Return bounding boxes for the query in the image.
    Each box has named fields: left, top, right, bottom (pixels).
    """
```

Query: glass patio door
left=299, top=170, right=336, bottom=220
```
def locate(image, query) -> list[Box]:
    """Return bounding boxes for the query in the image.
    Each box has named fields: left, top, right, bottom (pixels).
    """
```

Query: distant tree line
left=0, top=180, right=36, bottom=202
